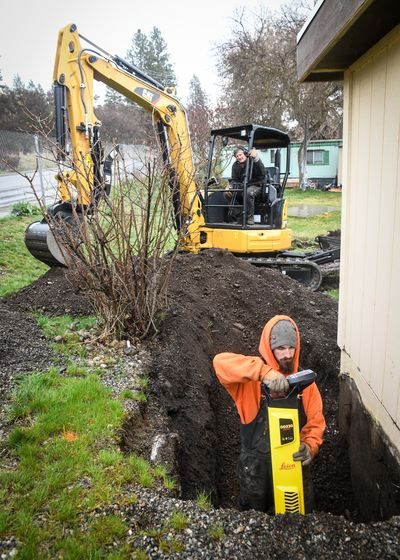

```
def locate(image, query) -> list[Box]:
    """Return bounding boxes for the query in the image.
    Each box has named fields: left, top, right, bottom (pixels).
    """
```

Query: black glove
left=293, top=443, right=312, bottom=466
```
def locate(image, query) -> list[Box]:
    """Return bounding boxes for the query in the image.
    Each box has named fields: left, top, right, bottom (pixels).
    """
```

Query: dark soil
left=1, top=249, right=399, bottom=559
left=2, top=250, right=350, bottom=515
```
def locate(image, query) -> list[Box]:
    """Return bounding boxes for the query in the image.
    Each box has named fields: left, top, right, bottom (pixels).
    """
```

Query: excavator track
left=244, top=257, right=323, bottom=291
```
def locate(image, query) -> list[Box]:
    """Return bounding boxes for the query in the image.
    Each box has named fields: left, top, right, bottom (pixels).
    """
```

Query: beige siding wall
left=338, top=25, right=400, bottom=451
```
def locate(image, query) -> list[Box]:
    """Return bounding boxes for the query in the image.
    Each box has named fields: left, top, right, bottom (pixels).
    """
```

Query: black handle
left=287, top=369, right=316, bottom=391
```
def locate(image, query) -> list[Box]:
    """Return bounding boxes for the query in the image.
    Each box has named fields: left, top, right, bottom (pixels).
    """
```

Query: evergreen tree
left=0, top=75, right=52, bottom=132
left=104, top=87, right=124, bottom=106
left=126, top=27, right=176, bottom=87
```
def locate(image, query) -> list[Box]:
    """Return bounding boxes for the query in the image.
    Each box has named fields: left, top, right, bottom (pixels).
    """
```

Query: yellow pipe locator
left=266, top=370, right=316, bottom=515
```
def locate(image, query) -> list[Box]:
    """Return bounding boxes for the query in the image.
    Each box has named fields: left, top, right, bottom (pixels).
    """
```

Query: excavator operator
left=213, top=315, right=326, bottom=514
left=226, top=146, right=266, bottom=225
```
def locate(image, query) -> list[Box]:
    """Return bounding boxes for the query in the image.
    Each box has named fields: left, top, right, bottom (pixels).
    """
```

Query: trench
left=120, top=251, right=398, bottom=524
left=143, top=353, right=357, bottom=520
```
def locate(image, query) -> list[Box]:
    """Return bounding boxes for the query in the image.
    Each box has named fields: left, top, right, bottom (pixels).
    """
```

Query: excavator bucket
left=25, top=221, right=66, bottom=267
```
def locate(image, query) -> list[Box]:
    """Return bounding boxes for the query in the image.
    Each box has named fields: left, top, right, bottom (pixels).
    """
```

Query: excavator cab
left=203, top=125, right=291, bottom=231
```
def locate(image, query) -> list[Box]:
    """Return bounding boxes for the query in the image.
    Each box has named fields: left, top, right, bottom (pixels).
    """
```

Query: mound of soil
left=5, top=267, right=93, bottom=316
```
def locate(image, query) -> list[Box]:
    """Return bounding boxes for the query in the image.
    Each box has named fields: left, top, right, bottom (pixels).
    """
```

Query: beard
left=278, top=357, right=294, bottom=373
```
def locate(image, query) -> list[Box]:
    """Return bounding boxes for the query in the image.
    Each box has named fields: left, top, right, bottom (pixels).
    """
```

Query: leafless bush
left=7, top=121, right=190, bottom=341
left=4, top=109, right=196, bottom=340
left=53, top=153, right=184, bottom=341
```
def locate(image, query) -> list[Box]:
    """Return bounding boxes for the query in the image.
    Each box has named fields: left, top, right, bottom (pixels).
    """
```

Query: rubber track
left=245, top=257, right=323, bottom=291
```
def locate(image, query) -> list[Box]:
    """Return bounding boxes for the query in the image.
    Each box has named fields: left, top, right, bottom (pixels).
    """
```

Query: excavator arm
left=25, top=23, right=204, bottom=265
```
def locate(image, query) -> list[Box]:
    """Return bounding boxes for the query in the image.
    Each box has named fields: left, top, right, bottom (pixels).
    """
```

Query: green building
left=261, top=138, right=342, bottom=188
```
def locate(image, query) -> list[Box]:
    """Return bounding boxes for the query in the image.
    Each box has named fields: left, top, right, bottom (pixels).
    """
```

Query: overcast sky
left=0, top=0, right=287, bottom=104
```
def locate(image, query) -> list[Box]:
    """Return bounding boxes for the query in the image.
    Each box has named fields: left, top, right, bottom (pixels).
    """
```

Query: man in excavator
left=226, top=146, right=266, bottom=225
left=213, top=315, right=326, bottom=513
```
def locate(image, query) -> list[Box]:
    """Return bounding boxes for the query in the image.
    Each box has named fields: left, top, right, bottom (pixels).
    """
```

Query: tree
left=216, top=3, right=343, bottom=187
left=95, top=101, right=153, bottom=145
left=0, top=75, right=52, bottom=133
left=126, top=27, right=176, bottom=87
left=97, top=27, right=177, bottom=146
left=186, top=75, right=213, bottom=168
left=104, top=87, right=124, bottom=106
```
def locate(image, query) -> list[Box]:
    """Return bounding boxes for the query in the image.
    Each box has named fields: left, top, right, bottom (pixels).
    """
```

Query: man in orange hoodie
left=213, top=315, right=325, bottom=513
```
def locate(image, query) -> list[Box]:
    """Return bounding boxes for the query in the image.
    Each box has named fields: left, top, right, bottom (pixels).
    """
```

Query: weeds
left=196, top=490, right=212, bottom=511
left=154, top=464, right=177, bottom=491
left=209, top=522, right=225, bottom=540
left=132, top=390, right=148, bottom=403
left=168, top=510, right=190, bottom=531
left=326, top=288, right=339, bottom=300
left=11, top=201, right=41, bottom=217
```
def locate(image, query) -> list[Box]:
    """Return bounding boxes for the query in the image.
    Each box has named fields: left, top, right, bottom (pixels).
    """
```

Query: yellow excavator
left=25, top=24, right=339, bottom=289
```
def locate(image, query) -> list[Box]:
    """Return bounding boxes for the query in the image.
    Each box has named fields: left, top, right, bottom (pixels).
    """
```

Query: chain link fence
left=0, top=130, right=58, bottom=217
left=0, top=130, right=153, bottom=218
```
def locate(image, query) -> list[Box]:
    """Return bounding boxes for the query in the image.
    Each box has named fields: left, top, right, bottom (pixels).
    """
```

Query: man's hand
left=248, top=147, right=258, bottom=159
left=263, top=373, right=289, bottom=394
left=293, top=443, right=312, bottom=466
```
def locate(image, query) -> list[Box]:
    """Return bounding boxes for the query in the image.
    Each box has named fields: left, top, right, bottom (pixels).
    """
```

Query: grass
left=168, top=510, right=190, bottom=531
left=325, top=288, right=339, bottom=300
left=285, top=189, right=342, bottom=245
left=1, top=369, right=129, bottom=557
left=196, top=490, right=212, bottom=510
left=35, top=313, right=97, bottom=356
left=0, top=215, right=47, bottom=296
left=209, top=522, right=225, bottom=540
left=154, top=464, right=177, bottom=491
left=0, top=365, right=179, bottom=558
left=285, top=188, right=342, bottom=208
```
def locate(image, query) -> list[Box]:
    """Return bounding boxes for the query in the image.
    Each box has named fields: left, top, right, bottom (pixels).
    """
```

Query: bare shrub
left=52, top=152, right=184, bottom=341
left=4, top=113, right=194, bottom=341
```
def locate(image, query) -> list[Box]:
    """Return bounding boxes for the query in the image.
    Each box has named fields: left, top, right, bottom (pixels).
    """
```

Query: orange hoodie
left=213, top=315, right=325, bottom=457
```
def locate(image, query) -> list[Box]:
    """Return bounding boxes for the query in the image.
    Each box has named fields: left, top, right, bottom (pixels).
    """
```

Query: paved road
left=0, top=169, right=58, bottom=218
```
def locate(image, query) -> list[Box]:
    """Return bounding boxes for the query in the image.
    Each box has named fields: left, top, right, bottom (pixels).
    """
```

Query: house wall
left=262, top=141, right=341, bottom=186
left=289, top=141, right=341, bottom=182
left=337, top=25, right=400, bottom=518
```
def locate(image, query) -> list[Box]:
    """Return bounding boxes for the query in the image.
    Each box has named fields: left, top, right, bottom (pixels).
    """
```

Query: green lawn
left=0, top=215, right=48, bottom=297
left=285, top=188, right=342, bottom=208
left=285, top=188, right=342, bottom=244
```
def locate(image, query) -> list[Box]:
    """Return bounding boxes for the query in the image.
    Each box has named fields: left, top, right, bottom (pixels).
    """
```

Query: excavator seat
left=265, top=166, right=280, bottom=183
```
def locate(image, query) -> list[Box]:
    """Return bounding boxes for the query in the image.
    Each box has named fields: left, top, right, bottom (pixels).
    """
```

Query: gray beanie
left=270, top=320, right=297, bottom=350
